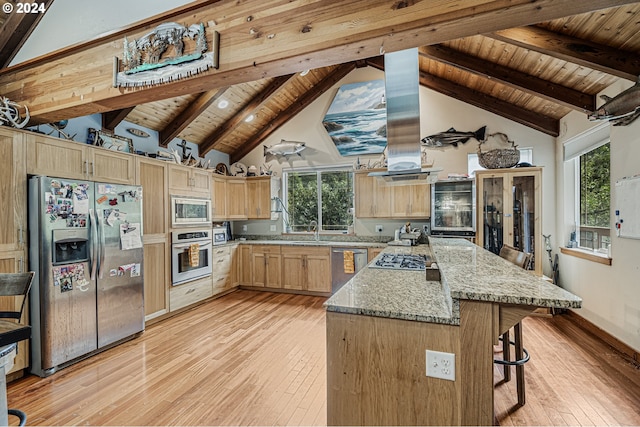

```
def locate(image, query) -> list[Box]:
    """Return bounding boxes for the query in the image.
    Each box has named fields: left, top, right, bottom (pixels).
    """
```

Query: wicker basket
left=477, top=133, right=520, bottom=169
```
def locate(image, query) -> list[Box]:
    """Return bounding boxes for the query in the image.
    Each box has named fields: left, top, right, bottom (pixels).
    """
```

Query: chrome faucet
left=310, top=220, right=319, bottom=241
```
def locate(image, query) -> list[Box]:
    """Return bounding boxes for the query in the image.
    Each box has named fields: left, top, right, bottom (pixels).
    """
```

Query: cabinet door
left=265, top=253, right=282, bottom=289
left=0, top=129, right=26, bottom=252
left=368, top=247, right=383, bottom=263
left=26, top=133, right=88, bottom=179
left=246, top=177, right=271, bottom=219
left=409, top=182, right=430, bottom=218
left=191, top=169, right=211, bottom=196
left=237, top=245, right=252, bottom=285
left=355, top=173, right=375, bottom=217
left=227, top=179, right=247, bottom=219
left=211, top=175, right=228, bottom=220
left=305, top=248, right=331, bottom=293
left=143, top=239, right=169, bottom=320
left=91, top=148, right=136, bottom=184
left=391, top=185, right=412, bottom=217
left=0, top=250, right=29, bottom=373
left=168, top=164, right=193, bottom=195
left=281, top=250, right=305, bottom=290
left=137, top=159, right=168, bottom=236
left=252, top=252, right=266, bottom=287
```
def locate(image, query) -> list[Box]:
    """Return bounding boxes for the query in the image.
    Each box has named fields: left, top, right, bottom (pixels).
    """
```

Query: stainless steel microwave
left=171, top=196, right=212, bottom=227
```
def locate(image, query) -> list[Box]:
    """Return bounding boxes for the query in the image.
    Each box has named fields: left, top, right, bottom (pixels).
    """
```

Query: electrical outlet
left=270, top=224, right=277, bottom=232
left=242, top=225, right=248, bottom=232
left=375, top=224, right=383, bottom=232
left=426, top=350, right=455, bottom=381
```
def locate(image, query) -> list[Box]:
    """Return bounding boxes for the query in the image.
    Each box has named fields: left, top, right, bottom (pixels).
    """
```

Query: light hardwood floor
left=6, top=290, right=640, bottom=426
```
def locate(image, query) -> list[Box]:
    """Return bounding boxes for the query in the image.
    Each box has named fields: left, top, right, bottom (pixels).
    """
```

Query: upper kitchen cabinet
left=211, top=174, right=227, bottom=221
left=136, top=158, right=169, bottom=236
left=391, top=181, right=431, bottom=218
left=26, top=133, right=135, bottom=184
left=168, top=163, right=211, bottom=197
left=476, top=167, right=542, bottom=276
left=226, top=177, right=247, bottom=220
left=246, top=176, right=271, bottom=219
left=355, top=171, right=391, bottom=218
left=0, top=128, right=27, bottom=252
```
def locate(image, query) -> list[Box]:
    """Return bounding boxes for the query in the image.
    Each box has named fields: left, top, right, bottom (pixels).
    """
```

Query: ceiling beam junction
left=0, top=0, right=55, bottom=68
left=102, top=107, right=135, bottom=132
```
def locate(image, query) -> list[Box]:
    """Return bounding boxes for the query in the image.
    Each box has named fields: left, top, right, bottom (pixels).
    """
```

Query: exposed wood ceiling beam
left=367, top=56, right=559, bottom=136
left=199, top=74, right=295, bottom=155
left=1, top=0, right=634, bottom=123
left=0, top=0, right=55, bottom=68
left=231, top=62, right=356, bottom=163
left=420, top=72, right=560, bottom=136
left=102, top=107, right=135, bottom=132
left=488, top=25, right=640, bottom=82
left=419, top=45, right=596, bottom=113
left=158, top=87, right=229, bottom=147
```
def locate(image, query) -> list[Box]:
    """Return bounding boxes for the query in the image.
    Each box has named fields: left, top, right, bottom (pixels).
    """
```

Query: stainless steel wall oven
left=171, top=229, right=213, bottom=285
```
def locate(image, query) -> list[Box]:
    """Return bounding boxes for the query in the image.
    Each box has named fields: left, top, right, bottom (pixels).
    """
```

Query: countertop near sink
left=230, top=239, right=386, bottom=248
left=324, top=237, right=581, bottom=325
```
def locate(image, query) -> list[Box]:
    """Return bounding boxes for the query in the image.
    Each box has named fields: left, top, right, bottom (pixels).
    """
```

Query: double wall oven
left=171, top=229, right=213, bottom=286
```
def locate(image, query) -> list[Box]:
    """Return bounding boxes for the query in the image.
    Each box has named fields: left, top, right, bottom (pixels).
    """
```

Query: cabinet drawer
left=212, top=273, right=230, bottom=292
left=169, top=279, right=213, bottom=312
left=252, top=245, right=281, bottom=254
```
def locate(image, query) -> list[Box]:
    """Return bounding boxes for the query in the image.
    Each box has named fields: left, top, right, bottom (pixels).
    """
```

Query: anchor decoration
left=113, top=22, right=220, bottom=88
left=0, top=96, right=30, bottom=128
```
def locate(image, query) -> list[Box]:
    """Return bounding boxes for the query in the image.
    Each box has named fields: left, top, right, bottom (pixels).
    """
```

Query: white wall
left=557, top=79, right=640, bottom=352
left=238, top=67, right=556, bottom=251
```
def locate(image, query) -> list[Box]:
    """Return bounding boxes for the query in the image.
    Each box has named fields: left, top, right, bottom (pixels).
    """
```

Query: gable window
left=577, top=142, right=611, bottom=251
left=283, top=167, right=354, bottom=233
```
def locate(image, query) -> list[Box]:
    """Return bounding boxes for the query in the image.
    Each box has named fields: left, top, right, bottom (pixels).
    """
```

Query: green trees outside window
left=286, top=169, right=354, bottom=232
left=578, top=142, right=610, bottom=250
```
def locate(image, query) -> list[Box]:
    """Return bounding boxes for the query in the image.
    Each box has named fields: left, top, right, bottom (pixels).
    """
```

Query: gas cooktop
left=371, top=253, right=429, bottom=271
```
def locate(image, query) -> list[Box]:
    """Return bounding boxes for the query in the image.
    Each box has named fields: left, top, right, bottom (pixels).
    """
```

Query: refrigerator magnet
left=96, top=195, right=108, bottom=204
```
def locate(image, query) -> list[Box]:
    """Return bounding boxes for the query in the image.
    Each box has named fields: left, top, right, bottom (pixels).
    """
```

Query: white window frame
left=282, top=164, right=354, bottom=234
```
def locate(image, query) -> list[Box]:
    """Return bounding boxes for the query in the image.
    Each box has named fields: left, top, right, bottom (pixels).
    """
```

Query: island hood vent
left=368, top=48, right=441, bottom=184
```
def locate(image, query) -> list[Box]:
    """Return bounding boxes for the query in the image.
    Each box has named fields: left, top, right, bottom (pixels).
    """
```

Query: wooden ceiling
left=1, top=1, right=639, bottom=163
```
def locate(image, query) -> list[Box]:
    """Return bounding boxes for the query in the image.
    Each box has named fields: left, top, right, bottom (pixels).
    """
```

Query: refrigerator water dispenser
left=52, top=229, right=89, bottom=265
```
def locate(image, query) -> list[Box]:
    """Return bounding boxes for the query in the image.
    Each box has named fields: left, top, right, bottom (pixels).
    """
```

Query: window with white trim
left=283, top=167, right=354, bottom=233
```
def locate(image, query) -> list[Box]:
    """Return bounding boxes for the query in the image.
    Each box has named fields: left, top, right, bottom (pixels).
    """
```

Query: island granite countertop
left=324, top=237, right=582, bottom=325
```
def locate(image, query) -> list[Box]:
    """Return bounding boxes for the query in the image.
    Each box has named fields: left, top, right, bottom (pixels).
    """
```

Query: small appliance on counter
left=212, top=222, right=229, bottom=245
left=389, top=222, right=422, bottom=246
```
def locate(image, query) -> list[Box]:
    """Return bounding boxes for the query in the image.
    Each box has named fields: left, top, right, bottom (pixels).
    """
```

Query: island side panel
left=326, top=311, right=461, bottom=426
left=459, top=300, right=495, bottom=426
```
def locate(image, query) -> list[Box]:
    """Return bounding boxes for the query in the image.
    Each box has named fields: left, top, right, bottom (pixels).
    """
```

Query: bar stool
left=495, top=244, right=531, bottom=406
left=0, top=272, right=34, bottom=427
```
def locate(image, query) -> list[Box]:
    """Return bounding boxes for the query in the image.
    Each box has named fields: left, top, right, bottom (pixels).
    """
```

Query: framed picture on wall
left=87, top=128, right=134, bottom=153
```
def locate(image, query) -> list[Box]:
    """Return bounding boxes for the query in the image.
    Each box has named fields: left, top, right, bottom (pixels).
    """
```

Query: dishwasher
left=331, top=247, right=369, bottom=293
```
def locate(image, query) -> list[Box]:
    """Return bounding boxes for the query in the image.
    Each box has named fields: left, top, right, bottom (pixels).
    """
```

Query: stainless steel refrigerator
left=28, top=176, right=144, bottom=377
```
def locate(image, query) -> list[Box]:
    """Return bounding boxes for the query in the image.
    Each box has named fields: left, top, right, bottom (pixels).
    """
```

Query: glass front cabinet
left=475, top=167, right=542, bottom=276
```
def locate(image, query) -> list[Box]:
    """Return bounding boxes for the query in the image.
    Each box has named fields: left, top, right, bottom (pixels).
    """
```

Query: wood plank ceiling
left=2, top=2, right=639, bottom=163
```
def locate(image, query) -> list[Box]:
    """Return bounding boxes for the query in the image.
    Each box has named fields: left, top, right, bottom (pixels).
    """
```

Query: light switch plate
left=270, top=224, right=277, bottom=232
left=426, top=350, right=455, bottom=381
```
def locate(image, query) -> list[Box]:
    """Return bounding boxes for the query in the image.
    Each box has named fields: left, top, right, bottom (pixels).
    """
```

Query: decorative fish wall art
left=264, top=139, right=307, bottom=157
left=588, top=76, right=640, bottom=126
left=421, top=126, right=486, bottom=148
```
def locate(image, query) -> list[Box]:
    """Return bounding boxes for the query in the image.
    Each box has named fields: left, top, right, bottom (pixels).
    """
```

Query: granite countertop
left=324, top=237, right=582, bottom=325
left=231, top=239, right=386, bottom=248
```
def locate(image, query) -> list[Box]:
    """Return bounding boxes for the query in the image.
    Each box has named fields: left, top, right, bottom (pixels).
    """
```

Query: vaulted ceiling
left=1, top=1, right=639, bottom=163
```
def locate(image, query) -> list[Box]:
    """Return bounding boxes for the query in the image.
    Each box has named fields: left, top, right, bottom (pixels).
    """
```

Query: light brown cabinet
left=391, top=181, right=431, bottom=218
left=476, top=167, right=542, bottom=276
left=211, top=244, right=236, bottom=294
left=237, top=244, right=252, bottom=285
left=368, top=247, right=384, bottom=263
left=26, top=133, right=135, bottom=184
left=0, top=249, right=29, bottom=375
left=169, top=277, right=213, bottom=312
left=226, top=178, right=247, bottom=219
left=246, top=176, right=271, bottom=219
left=355, top=171, right=392, bottom=218
left=0, top=128, right=27, bottom=253
left=281, top=246, right=331, bottom=293
left=168, top=163, right=211, bottom=197
left=251, top=245, right=281, bottom=288
left=136, top=158, right=170, bottom=321
left=211, top=174, right=228, bottom=220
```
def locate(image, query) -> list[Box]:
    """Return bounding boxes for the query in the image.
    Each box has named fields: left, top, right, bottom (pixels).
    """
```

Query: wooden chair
left=495, top=245, right=531, bottom=406
left=0, top=272, right=34, bottom=427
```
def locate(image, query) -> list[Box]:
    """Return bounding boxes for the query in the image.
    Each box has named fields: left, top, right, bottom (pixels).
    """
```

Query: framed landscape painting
left=322, top=79, right=387, bottom=156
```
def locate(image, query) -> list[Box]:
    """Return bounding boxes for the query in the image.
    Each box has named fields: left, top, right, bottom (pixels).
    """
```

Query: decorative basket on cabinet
left=477, top=132, right=520, bottom=169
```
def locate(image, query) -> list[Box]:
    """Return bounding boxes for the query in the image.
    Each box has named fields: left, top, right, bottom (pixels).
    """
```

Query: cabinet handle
left=18, top=226, right=23, bottom=244
left=18, top=257, right=24, bottom=273
left=84, top=160, right=89, bottom=176
left=91, top=162, right=95, bottom=176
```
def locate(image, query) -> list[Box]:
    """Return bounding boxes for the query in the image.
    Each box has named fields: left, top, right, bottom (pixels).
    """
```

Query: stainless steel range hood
left=368, top=48, right=441, bottom=184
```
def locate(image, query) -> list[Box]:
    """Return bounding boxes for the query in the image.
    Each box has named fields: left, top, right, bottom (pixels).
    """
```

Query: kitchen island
left=324, top=237, right=581, bottom=426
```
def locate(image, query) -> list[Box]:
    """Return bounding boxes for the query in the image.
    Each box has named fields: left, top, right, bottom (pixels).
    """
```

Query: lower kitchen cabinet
left=251, top=245, right=281, bottom=288
left=237, top=244, right=252, bottom=285
left=169, top=277, right=213, bottom=312
left=281, top=246, right=331, bottom=293
left=143, top=238, right=170, bottom=321
left=368, top=247, right=384, bottom=262
left=212, top=244, right=236, bottom=294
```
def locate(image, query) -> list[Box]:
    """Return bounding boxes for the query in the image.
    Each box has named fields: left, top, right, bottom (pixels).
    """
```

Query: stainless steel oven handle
left=172, top=241, right=212, bottom=249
